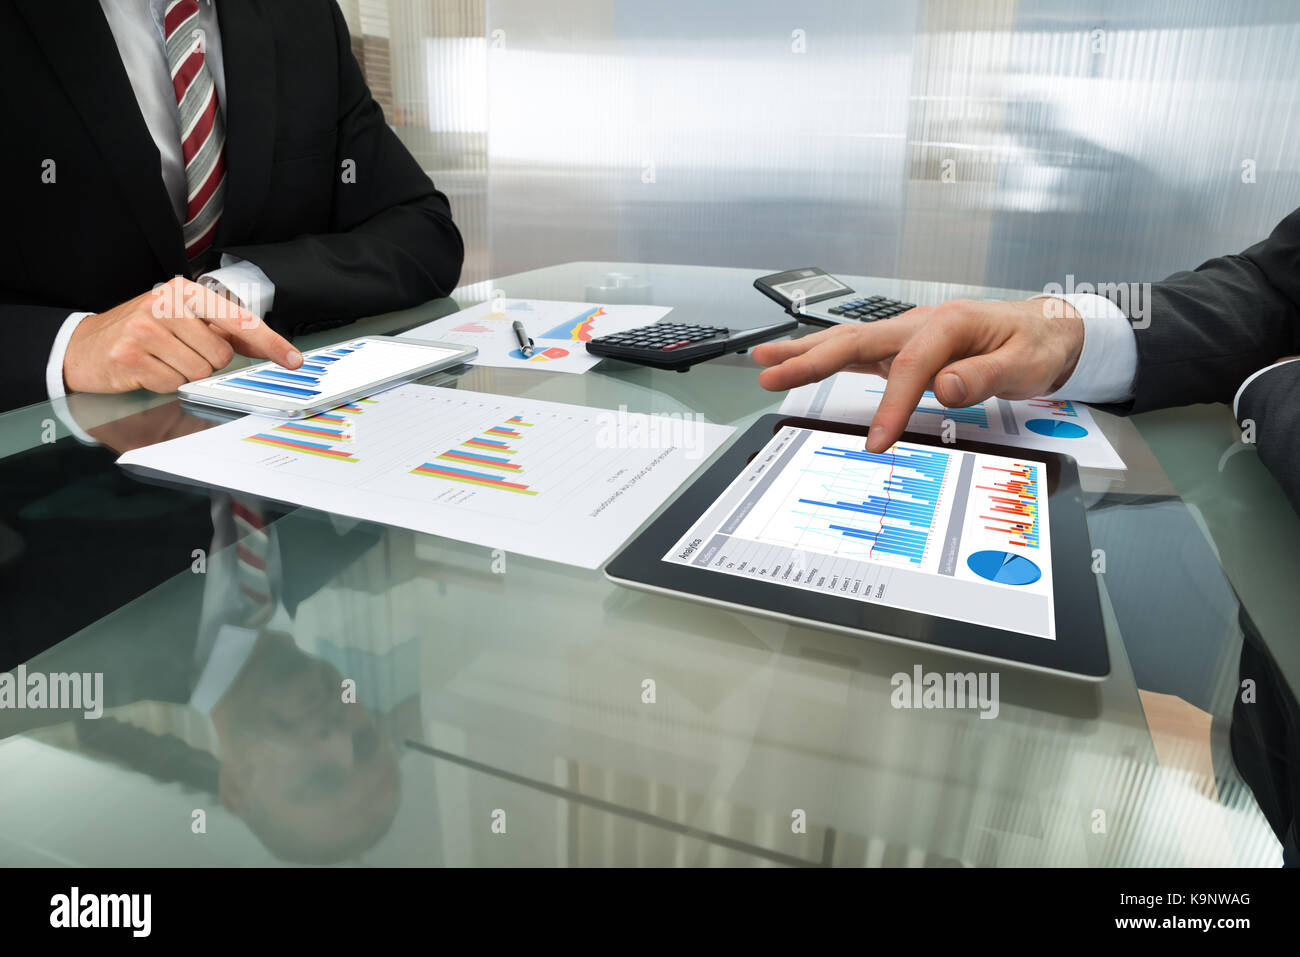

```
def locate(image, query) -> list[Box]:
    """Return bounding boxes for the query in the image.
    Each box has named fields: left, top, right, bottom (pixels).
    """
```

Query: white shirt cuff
left=46, top=312, right=94, bottom=400
left=1035, top=292, right=1138, bottom=403
left=199, top=255, right=276, bottom=317
left=1233, top=357, right=1300, bottom=418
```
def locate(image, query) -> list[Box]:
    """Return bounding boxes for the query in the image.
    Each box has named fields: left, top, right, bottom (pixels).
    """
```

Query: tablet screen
left=663, top=425, right=1056, bottom=639
left=198, top=338, right=462, bottom=411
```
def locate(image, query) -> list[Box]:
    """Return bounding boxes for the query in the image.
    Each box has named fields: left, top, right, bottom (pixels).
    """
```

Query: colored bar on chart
left=276, top=422, right=347, bottom=441
left=411, top=463, right=537, bottom=495
left=335, top=403, right=365, bottom=413
left=224, top=378, right=321, bottom=398
left=436, top=450, right=522, bottom=472
left=1027, top=399, right=1078, bottom=417
left=464, top=438, right=515, bottom=453
left=506, top=416, right=535, bottom=427
left=485, top=426, right=522, bottom=438
left=252, top=369, right=322, bottom=385
left=245, top=433, right=358, bottom=461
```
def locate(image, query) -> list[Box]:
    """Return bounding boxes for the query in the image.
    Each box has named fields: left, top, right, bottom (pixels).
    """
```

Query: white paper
left=119, top=384, right=734, bottom=569
left=403, top=298, right=673, bottom=374
left=779, top=371, right=1125, bottom=470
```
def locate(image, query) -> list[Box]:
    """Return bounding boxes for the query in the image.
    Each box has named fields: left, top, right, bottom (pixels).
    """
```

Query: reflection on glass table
left=0, top=263, right=1295, bottom=866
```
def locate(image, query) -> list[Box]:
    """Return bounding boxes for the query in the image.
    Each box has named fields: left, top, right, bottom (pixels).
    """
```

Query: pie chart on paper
left=509, top=346, right=570, bottom=362
left=1024, top=418, right=1089, bottom=439
left=966, top=550, right=1042, bottom=586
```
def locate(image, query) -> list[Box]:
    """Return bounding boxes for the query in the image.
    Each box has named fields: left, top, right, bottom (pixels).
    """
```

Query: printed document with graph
left=664, top=425, right=1057, bottom=638
left=779, top=371, right=1124, bottom=470
left=405, top=299, right=672, bottom=374
left=118, top=384, right=733, bottom=569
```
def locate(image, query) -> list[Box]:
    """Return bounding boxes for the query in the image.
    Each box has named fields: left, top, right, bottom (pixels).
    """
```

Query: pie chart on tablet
left=966, top=550, right=1042, bottom=586
left=1025, top=418, right=1089, bottom=439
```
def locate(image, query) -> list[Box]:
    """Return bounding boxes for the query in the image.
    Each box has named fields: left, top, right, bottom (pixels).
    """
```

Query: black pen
left=512, top=320, right=534, bottom=358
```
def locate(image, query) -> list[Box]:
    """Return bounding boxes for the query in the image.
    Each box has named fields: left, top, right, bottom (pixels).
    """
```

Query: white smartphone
left=178, top=335, right=477, bottom=418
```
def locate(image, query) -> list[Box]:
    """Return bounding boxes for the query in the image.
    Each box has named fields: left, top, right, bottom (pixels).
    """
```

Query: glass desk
left=1, top=262, right=1295, bottom=866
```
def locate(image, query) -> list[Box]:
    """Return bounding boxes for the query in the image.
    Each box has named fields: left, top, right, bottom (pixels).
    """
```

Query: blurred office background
left=338, top=0, right=1300, bottom=295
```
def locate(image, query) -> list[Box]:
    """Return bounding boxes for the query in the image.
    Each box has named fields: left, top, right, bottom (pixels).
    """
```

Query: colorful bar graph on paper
left=410, top=462, right=538, bottom=495
left=977, top=462, right=1039, bottom=548
left=796, top=444, right=950, bottom=564
left=485, top=426, right=522, bottom=438
left=540, top=307, right=606, bottom=341
left=245, top=433, right=358, bottom=462
left=1027, top=399, right=1078, bottom=417
left=335, top=403, right=365, bottom=413
left=866, top=387, right=988, bottom=428
left=506, top=416, right=534, bottom=427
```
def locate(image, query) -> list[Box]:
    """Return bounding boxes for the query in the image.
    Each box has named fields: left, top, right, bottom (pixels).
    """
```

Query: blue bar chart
left=220, top=341, right=370, bottom=400
left=793, top=444, right=950, bottom=564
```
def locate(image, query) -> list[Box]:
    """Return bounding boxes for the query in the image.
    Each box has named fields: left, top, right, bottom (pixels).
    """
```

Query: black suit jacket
left=1100, top=206, right=1300, bottom=513
left=0, top=0, right=464, bottom=411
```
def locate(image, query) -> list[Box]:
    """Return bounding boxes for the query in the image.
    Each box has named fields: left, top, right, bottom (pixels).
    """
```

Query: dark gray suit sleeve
left=1236, top=361, right=1300, bottom=515
left=1095, top=207, right=1300, bottom=414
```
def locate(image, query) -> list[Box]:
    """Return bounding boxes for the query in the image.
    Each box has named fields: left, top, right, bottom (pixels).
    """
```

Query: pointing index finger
left=866, top=320, right=973, bottom=452
left=189, top=281, right=301, bottom=369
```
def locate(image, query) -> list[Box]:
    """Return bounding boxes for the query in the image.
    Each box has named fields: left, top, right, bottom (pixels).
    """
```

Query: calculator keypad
left=826, top=296, right=915, bottom=321
left=593, top=322, right=725, bottom=352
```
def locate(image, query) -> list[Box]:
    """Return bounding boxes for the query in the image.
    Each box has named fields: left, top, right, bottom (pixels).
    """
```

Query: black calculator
left=586, top=318, right=799, bottom=371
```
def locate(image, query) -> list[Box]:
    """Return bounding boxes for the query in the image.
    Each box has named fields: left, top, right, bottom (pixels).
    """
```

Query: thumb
left=932, top=351, right=1010, bottom=408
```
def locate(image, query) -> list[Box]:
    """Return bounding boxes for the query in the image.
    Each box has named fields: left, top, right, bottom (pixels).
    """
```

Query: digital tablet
left=178, top=335, right=477, bottom=418
left=606, top=414, right=1109, bottom=680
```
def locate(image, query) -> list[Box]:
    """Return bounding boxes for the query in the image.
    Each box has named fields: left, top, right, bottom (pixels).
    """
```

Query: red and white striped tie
left=164, top=0, right=226, bottom=266
left=231, top=497, right=275, bottom=627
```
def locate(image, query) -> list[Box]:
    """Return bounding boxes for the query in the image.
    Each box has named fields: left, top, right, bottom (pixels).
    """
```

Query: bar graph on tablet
left=664, top=425, right=1058, bottom=639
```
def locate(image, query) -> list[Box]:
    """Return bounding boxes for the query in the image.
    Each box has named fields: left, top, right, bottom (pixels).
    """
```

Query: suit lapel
left=213, top=0, right=276, bottom=246
left=15, top=0, right=187, bottom=277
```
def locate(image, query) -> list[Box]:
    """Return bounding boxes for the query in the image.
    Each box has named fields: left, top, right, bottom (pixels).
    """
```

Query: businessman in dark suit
left=755, top=207, right=1300, bottom=513
left=0, top=0, right=463, bottom=412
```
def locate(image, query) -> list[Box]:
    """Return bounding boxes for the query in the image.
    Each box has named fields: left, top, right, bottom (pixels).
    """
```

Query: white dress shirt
left=47, top=0, right=276, bottom=399
left=1039, top=292, right=1296, bottom=415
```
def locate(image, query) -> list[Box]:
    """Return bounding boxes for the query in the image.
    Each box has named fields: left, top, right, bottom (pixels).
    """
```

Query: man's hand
left=63, top=277, right=302, bottom=395
left=87, top=399, right=216, bottom=455
left=753, top=298, right=1085, bottom=452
